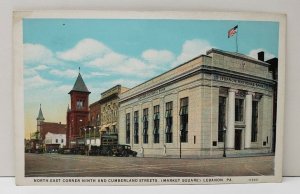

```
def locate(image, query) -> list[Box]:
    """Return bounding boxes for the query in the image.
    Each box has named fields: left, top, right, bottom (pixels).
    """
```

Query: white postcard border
left=14, top=10, right=286, bottom=186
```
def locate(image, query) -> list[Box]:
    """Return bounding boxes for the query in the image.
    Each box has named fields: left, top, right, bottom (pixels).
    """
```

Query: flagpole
left=236, top=27, right=238, bottom=53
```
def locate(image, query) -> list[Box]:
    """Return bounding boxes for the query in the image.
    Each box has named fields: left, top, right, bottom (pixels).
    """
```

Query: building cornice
left=119, top=65, right=275, bottom=103
left=206, top=48, right=271, bottom=67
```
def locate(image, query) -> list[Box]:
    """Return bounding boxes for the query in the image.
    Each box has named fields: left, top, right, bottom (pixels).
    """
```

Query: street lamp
left=223, top=126, right=227, bottom=157
left=94, top=126, right=96, bottom=146
left=84, top=127, right=87, bottom=147
left=179, top=130, right=182, bottom=159
left=88, top=127, right=91, bottom=156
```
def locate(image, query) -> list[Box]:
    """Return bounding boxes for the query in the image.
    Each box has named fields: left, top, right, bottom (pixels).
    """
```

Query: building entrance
left=235, top=129, right=242, bottom=150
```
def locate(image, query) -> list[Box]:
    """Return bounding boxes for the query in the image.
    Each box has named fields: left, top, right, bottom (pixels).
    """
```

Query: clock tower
left=66, top=71, right=90, bottom=148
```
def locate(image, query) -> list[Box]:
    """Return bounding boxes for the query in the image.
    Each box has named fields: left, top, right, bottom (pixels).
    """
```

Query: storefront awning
left=100, top=124, right=109, bottom=131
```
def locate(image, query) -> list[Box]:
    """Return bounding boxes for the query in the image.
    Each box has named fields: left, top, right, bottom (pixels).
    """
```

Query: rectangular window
left=76, top=100, right=84, bottom=110
left=251, top=101, right=258, bottom=142
left=96, top=114, right=100, bottom=126
left=165, top=101, right=173, bottom=143
left=218, top=96, right=226, bottom=142
left=143, top=108, right=149, bottom=144
left=126, top=113, right=130, bottom=144
left=179, top=97, right=189, bottom=143
left=56, top=139, right=58, bottom=143
left=134, top=111, right=139, bottom=144
left=153, top=105, right=160, bottom=143
left=61, top=139, right=64, bottom=143
left=235, top=98, right=244, bottom=122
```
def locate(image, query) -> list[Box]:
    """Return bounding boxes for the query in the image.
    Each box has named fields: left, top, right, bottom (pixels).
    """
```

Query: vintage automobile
left=35, top=148, right=44, bottom=154
left=70, top=146, right=85, bottom=155
left=87, top=144, right=136, bottom=157
left=114, top=145, right=137, bottom=157
left=88, top=146, right=101, bottom=156
left=58, top=148, right=71, bottom=154
left=93, top=145, right=116, bottom=156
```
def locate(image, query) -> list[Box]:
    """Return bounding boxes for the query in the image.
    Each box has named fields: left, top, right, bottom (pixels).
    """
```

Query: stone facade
left=99, top=85, right=129, bottom=135
left=118, top=49, right=276, bottom=158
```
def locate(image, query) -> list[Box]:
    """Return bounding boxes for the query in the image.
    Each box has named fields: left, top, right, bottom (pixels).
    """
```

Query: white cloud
left=24, top=44, right=53, bottom=63
left=24, top=68, right=38, bottom=77
left=118, top=58, right=152, bottom=77
left=24, top=65, right=49, bottom=78
left=34, top=65, right=49, bottom=71
left=86, top=50, right=159, bottom=78
left=58, top=39, right=168, bottom=79
left=142, top=49, right=175, bottom=65
left=110, top=79, right=142, bottom=88
left=24, top=44, right=59, bottom=66
left=24, top=75, right=54, bottom=89
left=49, top=69, right=78, bottom=78
left=92, top=56, right=156, bottom=78
left=86, top=52, right=126, bottom=68
left=57, top=38, right=111, bottom=62
left=172, top=39, right=213, bottom=67
left=53, top=84, right=72, bottom=93
left=247, top=48, right=276, bottom=61
left=86, top=72, right=110, bottom=78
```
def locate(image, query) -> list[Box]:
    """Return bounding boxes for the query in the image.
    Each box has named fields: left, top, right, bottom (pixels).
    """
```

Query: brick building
left=66, top=72, right=91, bottom=148
left=30, top=104, right=66, bottom=152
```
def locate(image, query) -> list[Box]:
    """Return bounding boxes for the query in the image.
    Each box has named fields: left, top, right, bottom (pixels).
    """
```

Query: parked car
left=99, top=145, right=115, bottom=156
left=114, top=145, right=137, bottom=157
left=35, top=148, right=44, bottom=154
left=58, top=148, right=65, bottom=154
left=59, top=148, right=72, bottom=154
left=70, top=146, right=85, bottom=155
left=46, top=148, right=58, bottom=153
left=89, top=146, right=101, bottom=156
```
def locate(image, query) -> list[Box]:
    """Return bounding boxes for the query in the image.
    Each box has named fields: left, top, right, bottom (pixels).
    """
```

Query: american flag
left=228, top=25, right=238, bottom=38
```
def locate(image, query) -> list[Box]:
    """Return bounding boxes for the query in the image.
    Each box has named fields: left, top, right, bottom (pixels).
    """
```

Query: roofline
left=100, top=84, right=121, bottom=96
left=120, top=65, right=275, bottom=103
left=68, top=90, right=91, bottom=94
left=99, top=93, right=119, bottom=104
left=206, top=48, right=271, bottom=67
left=89, top=100, right=101, bottom=107
left=42, top=121, right=67, bottom=125
left=45, top=132, right=66, bottom=135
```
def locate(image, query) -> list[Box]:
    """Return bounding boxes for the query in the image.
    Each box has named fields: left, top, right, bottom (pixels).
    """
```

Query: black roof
left=69, top=73, right=90, bottom=94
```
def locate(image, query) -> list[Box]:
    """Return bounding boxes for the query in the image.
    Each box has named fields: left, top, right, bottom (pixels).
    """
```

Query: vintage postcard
left=14, top=11, right=286, bottom=185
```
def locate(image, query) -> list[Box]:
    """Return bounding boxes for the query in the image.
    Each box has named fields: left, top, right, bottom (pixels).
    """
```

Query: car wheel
left=122, top=150, right=129, bottom=157
left=107, top=150, right=113, bottom=156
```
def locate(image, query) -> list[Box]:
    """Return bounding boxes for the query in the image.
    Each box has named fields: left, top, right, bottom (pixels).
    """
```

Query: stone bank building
left=118, top=49, right=277, bottom=158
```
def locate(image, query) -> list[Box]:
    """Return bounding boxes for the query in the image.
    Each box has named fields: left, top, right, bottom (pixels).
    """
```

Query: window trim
left=179, top=97, right=189, bottom=143
left=143, top=108, right=149, bottom=144
left=153, top=105, right=160, bottom=143
left=218, top=96, right=227, bottom=142
left=251, top=100, right=259, bottom=142
left=235, top=98, right=245, bottom=122
left=125, top=113, right=130, bottom=144
left=134, top=111, right=139, bottom=144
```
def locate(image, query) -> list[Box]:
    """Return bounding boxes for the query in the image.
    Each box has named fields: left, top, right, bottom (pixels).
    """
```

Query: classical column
left=227, top=89, right=236, bottom=149
left=245, top=92, right=254, bottom=149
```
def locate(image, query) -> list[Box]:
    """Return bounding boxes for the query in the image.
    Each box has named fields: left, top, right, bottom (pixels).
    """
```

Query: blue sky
left=23, top=19, right=279, bottom=137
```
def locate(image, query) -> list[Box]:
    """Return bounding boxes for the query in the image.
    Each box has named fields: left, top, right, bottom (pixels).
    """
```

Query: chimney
left=258, top=51, right=265, bottom=61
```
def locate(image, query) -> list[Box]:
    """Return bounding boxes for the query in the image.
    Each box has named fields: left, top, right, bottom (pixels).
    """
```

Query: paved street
left=25, top=153, right=274, bottom=177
